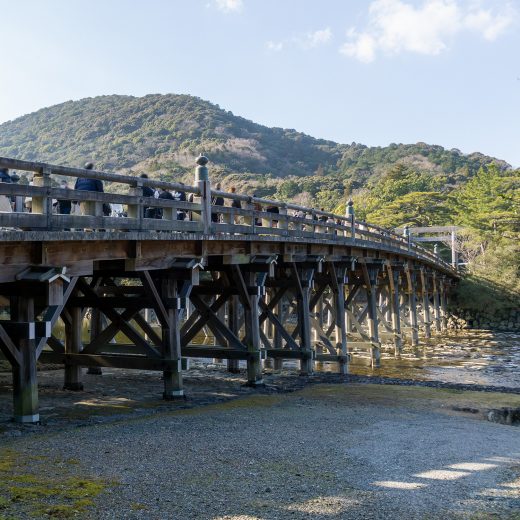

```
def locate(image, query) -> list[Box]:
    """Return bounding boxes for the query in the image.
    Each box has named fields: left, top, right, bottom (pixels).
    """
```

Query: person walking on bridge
left=0, top=168, right=13, bottom=214
left=74, top=162, right=104, bottom=223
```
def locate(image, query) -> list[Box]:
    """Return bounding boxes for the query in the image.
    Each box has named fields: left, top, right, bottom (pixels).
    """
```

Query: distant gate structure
left=396, top=226, right=462, bottom=268
left=0, top=156, right=459, bottom=423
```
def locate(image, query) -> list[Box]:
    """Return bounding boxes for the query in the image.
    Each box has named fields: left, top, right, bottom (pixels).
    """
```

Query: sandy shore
left=1, top=366, right=519, bottom=519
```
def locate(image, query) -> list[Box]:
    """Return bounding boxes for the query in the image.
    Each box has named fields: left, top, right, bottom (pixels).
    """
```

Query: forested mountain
left=0, top=94, right=509, bottom=193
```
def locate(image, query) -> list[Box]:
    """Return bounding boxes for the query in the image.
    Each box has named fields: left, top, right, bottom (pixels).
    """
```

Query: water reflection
left=320, top=331, right=520, bottom=388
left=53, top=321, right=520, bottom=388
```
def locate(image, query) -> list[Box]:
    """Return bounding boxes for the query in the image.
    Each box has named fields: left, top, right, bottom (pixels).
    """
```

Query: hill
left=0, top=94, right=509, bottom=198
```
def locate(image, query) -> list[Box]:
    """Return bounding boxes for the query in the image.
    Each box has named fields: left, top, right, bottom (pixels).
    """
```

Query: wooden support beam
left=361, top=263, right=381, bottom=367
left=242, top=268, right=264, bottom=385
left=140, top=271, right=170, bottom=328
left=405, top=265, right=420, bottom=346
left=161, top=277, right=184, bottom=400
left=329, top=262, right=348, bottom=374
left=420, top=268, right=431, bottom=339
left=63, top=306, right=83, bottom=391
left=11, top=295, right=39, bottom=423
left=432, top=274, right=442, bottom=333
left=227, top=295, right=240, bottom=373
left=0, top=322, right=22, bottom=366
left=293, top=266, right=315, bottom=375
left=259, top=299, right=301, bottom=351
left=190, top=294, right=245, bottom=351
left=386, top=263, right=403, bottom=353
left=181, top=292, right=229, bottom=345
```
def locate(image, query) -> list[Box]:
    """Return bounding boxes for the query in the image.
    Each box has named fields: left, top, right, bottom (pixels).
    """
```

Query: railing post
left=127, top=181, right=143, bottom=231
left=345, top=199, right=355, bottom=240
left=279, top=203, right=288, bottom=236
left=194, top=155, right=211, bottom=234
left=32, top=167, right=52, bottom=228
left=451, top=229, right=458, bottom=270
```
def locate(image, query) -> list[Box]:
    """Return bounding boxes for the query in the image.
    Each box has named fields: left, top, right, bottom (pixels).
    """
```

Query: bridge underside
left=0, top=234, right=452, bottom=423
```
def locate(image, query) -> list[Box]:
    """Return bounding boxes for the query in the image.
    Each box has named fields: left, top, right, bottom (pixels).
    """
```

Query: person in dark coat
left=211, top=182, right=224, bottom=223
left=0, top=168, right=12, bottom=184
left=0, top=168, right=13, bottom=214
left=56, top=180, right=72, bottom=214
left=74, top=162, right=103, bottom=218
left=140, top=173, right=159, bottom=219
left=173, top=183, right=187, bottom=221
left=265, top=203, right=279, bottom=227
left=157, top=188, right=174, bottom=220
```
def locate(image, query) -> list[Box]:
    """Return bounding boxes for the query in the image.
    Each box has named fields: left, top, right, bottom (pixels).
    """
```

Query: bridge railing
left=0, top=156, right=454, bottom=272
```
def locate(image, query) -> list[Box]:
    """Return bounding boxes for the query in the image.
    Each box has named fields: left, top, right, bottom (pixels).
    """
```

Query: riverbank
left=1, top=379, right=519, bottom=519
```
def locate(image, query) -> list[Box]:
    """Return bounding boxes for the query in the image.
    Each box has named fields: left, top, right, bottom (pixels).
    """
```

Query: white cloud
left=340, top=0, right=516, bottom=63
left=266, top=27, right=333, bottom=53
left=266, top=40, right=284, bottom=52
left=214, top=0, right=243, bottom=13
left=300, top=28, right=333, bottom=49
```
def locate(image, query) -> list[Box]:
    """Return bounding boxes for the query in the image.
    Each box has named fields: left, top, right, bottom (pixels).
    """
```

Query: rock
left=487, top=407, right=520, bottom=426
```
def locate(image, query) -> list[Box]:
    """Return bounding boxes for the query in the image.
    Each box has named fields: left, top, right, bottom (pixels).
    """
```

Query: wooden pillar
left=243, top=270, right=263, bottom=385
left=332, top=266, right=348, bottom=375
left=432, top=274, right=442, bottom=333
left=87, top=308, right=103, bottom=375
left=162, top=277, right=184, bottom=399
left=387, top=264, right=403, bottom=353
left=11, top=295, right=39, bottom=423
left=440, top=279, right=448, bottom=331
left=420, top=269, right=431, bottom=339
left=406, top=267, right=420, bottom=346
left=63, top=306, right=84, bottom=391
left=363, top=264, right=381, bottom=367
left=273, top=295, right=284, bottom=370
left=295, top=267, right=314, bottom=376
left=227, top=295, right=240, bottom=373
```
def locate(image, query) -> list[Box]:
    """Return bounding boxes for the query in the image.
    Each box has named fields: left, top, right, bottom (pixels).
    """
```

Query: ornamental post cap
left=347, top=198, right=354, bottom=207
left=196, top=154, right=209, bottom=166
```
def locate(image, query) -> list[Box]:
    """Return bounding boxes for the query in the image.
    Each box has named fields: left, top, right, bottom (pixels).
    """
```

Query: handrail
left=0, top=156, right=457, bottom=275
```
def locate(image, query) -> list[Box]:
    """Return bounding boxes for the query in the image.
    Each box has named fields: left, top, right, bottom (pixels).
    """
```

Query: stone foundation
left=447, top=308, right=520, bottom=331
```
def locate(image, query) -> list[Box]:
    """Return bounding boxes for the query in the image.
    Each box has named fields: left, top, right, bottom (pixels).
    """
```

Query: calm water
left=319, top=330, right=520, bottom=388
left=55, top=323, right=520, bottom=389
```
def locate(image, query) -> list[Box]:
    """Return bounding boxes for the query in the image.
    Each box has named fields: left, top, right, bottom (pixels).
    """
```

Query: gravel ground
left=1, top=368, right=519, bottom=520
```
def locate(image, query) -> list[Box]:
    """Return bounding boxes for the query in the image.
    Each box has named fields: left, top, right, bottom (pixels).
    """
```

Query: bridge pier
left=420, top=268, right=432, bottom=339
left=63, top=306, right=84, bottom=391
left=161, top=277, right=184, bottom=399
left=362, top=261, right=382, bottom=367
left=294, top=265, right=315, bottom=376
left=331, top=264, right=348, bottom=374
left=11, top=295, right=40, bottom=423
left=243, top=269, right=264, bottom=385
left=432, top=273, right=442, bottom=333
left=386, top=263, right=403, bottom=354
left=405, top=264, right=420, bottom=346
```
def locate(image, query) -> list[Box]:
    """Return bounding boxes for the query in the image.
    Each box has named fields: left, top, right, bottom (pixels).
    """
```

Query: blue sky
left=1, top=0, right=519, bottom=166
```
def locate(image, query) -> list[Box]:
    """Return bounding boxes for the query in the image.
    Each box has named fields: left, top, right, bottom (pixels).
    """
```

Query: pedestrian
left=140, top=173, right=159, bottom=219
left=157, top=187, right=174, bottom=221
left=0, top=168, right=13, bottom=214
left=173, top=182, right=187, bottom=221
left=265, top=202, right=279, bottom=228
left=57, top=180, right=72, bottom=215
left=74, top=162, right=104, bottom=223
left=230, top=186, right=241, bottom=225
left=211, top=183, right=224, bottom=223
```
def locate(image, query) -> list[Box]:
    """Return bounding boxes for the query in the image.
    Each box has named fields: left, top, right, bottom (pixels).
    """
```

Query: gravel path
left=1, top=379, right=519, bottom=519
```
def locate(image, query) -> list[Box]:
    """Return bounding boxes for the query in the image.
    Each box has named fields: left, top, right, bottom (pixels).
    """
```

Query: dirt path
left=1, top=376, right=519, bottom=519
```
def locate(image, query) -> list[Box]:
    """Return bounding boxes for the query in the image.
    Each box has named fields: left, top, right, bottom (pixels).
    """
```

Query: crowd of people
left=0, top=162, right=355, bottom=233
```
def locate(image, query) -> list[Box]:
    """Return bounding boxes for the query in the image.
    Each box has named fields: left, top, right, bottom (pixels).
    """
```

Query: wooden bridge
left=0, top=156, right=458, bottom=423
